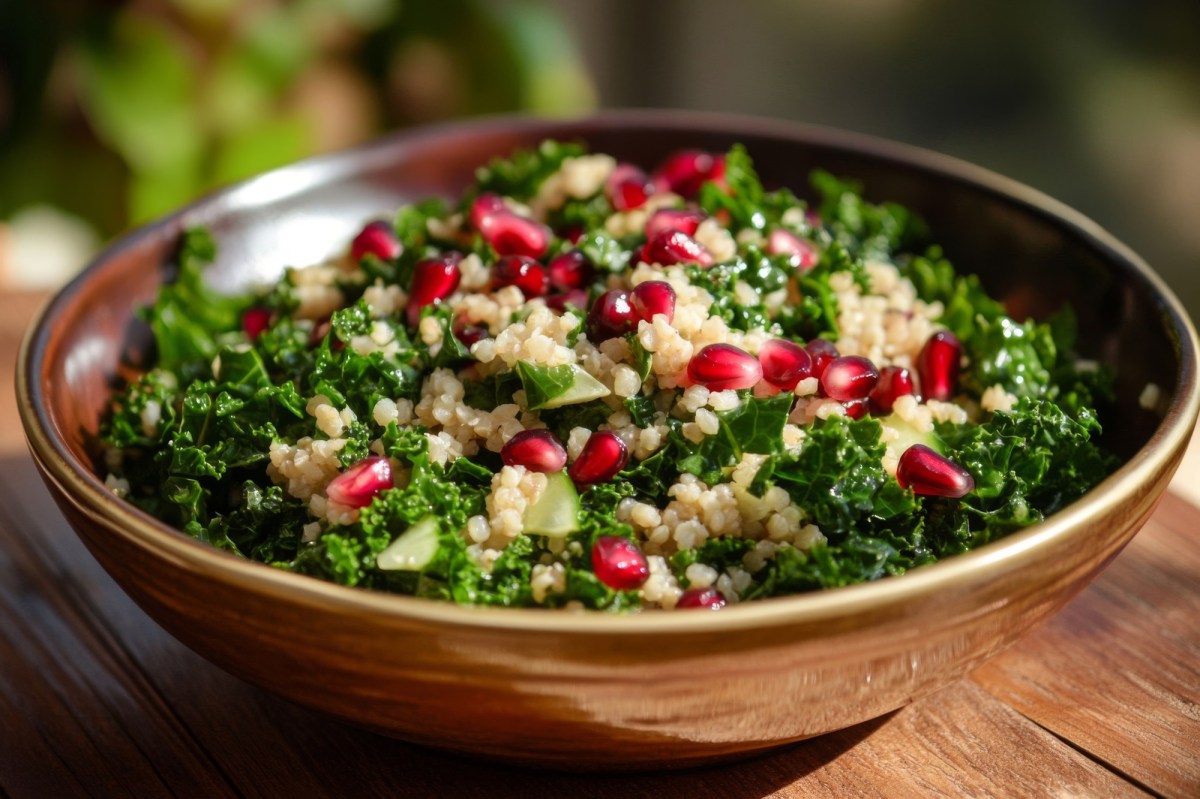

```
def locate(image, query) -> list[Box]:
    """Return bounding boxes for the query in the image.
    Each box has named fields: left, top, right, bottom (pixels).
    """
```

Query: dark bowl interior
left=42, top=111, right=1180, bottom=475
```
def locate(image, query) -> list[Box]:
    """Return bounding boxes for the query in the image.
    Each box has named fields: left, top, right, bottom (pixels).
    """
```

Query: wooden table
left=3, top=289, right=1198, bottom=798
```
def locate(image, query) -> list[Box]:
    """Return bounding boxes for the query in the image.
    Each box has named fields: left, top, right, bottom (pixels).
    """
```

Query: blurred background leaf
left=0, top=0, right=1197, bottom=321
left=0, top=0, right=595, bottom=287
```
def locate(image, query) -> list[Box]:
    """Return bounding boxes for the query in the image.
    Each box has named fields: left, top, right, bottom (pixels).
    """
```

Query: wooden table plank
left=971, top=491, right=1200, bottom=798
left=0, top=290, right=46, bottom=458
left=0, top=455, right=1150, bottom=797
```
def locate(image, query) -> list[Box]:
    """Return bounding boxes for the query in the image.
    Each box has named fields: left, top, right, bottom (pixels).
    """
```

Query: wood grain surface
left=3, top=289, right=1198, bottom=797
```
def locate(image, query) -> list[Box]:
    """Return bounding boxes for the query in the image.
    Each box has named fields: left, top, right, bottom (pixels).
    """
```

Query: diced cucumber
left=522, top=470, right=581, bottom=538
left=883, top=415, right=944, bottom=455
left=537, top=366, right=610, bottom=409
left=376, top=516, right=440, bottom=571
left=518, top=361, right=611, bottom=410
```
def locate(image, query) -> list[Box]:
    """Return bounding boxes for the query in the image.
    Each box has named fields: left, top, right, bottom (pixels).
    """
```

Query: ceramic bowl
left=18, top=112, right=1199, bottom=770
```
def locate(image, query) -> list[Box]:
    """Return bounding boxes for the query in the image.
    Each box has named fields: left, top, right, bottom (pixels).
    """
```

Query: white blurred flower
left=0, top=205, right=100, bottom=290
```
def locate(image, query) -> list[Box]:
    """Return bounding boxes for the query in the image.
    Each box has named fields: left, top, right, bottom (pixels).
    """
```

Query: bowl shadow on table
left=196, top=671, right=897, bottom=797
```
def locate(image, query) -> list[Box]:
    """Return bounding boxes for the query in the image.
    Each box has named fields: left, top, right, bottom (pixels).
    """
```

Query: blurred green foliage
left=0, top=0, right=596, bottom=237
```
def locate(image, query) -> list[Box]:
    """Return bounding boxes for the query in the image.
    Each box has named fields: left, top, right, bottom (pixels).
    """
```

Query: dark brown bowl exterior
left=18, top=112, right=1200, bottom=769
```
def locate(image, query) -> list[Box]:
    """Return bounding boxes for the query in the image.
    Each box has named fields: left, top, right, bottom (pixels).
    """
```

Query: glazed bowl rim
left=17, top=109, right=1200, bottom=637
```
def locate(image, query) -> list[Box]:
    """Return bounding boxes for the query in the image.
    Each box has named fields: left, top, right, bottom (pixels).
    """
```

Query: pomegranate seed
left=843, top=398, right=870, bottom=419
left=916, top=330, right=962, bottom=402
left=242, top=307, right=271, bottom=341
left=640, top=229, right=714, bottom=267
left=406, top=253, right=462, bottom=326
left=492, top=255, right=549, bottom=298
left=547, top=250, right=593, bottom=291
left=544, top=288, right=590, bottom=312
left=568, top=431, right=629, bottom=485
left=753, top=381, right=782, bottom=398
left=766, top=228, right=818, bottom=270
left=591, top=535, right=650, bottom=591
left=687, top=343, right=763, bottom=391
left=454, top=323, right=489, bottom=347
left=629, top=280, right=676, bottom=323
left=501, top=429, right=567, bottom=473
left=606, top=163, right=655, bottom=212
left=326, top=456, right=393, bottom=508
left=307, top=316, right=346, bottom=352
left=870, top=366, right=916, bottom=415
left=559, top=224, right=585, bottom=244
left=805, top=339, right=840, bottom=378
left=676, top=587, right=726, bottom=610
left=487, top=215, right=551, bottom=259
left=350, top=220, right=402, bottom=262
left=469, top=192, right=508, bottom=228
left=587, top=289, right=637, bottom=342
left=469, top=192, right=550, bottom=258
left=821, top=355, right=880, bottom=401
left=758, top=339, right=813, bottom=390
left=652, top=150, right=725, bottom=198
left=896, top=445, right=975, bottom=498
left=308, top=316, right=331, bottom=348
left=644, top=208, right=707, bottom=240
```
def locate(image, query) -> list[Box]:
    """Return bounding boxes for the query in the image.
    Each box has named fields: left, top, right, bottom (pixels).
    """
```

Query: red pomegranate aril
left=326, top=456, right=393, bottom=508
left=644, top=208, right=707, bottom=240
left=820, top=355, right=880, bottom=402
left=501, top=430, right=567, bottom=473
left=843, top=398, right=870, bottom=419
left=766, top=228, right=819, bottom=270
left=492, top=255, right=549, bottom=298
left=676, top=587, right=726, bottom=610
left=569, top=431, right=629, bottom=485
left=758, top=338, right=813, bottom=390
left=606, top=163, right=655, bottom=211
left=454, top=324, right=489, bottom=347
left=587, top=289, right=637, bottom=342
left=242, top=307, right=272, bottom=341
left=307, top=316, right=346, bottom=352
left=470, top=192, right=550, bottom=258
left=870, top=365, right=916, bottom=415
left=640, top=228, right=714, bottom=267
left=308, top=316, right=331, bottom=348
left=487, top=214, right=551, bottom=259
left=753, top=381, right=782, bottom=399
left=916, top=330, right=963, bottom=402
left=630, top=280, right=676, bottom=323
left=350, top=220, right=401, bottom=262
left=547, top=250, right=593, bottom=291
left=544, top=288, right=590, bottom=312
left=559, top=224, right=585, bottom=244
left=896, top=444, right=975, bottom=498
left=805, top=339, right=840, bottom=378
left=406, top=254, right=462, bottom=326
left=652, top=149, right=725, bottom=198
left=687, top=343, right=763, bottom=391
left=469, top=192, right=507, bottom=229
left=591, top=535, right=650, bottom=591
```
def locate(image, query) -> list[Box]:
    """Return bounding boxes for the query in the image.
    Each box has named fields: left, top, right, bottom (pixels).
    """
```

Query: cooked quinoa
left=101, top=141, right=1117, bottom=611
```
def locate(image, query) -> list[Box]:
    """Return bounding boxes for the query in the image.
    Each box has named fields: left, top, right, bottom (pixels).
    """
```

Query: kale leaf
left=752, top=415, right=917, bottom=536
left=144, top=227, right=252, bottom=379
left=473, top=139, right=588, bottom=201
left=676, top=393, right=792, bottom=485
